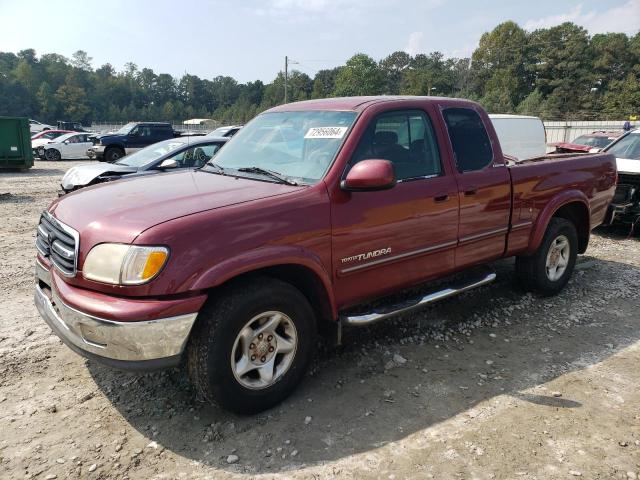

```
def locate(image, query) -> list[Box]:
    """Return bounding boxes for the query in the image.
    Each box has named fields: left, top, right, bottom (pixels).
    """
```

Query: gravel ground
left=1, top=161, right=639, bottom=480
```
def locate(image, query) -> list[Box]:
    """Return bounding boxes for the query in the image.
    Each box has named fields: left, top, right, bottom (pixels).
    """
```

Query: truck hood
left=93, top=133, right=122, bottom=142
left=49, top=170, right=301, bottom=244
left=616, top=157, right=640, bottom=175
left=61, top=163, right=138, bottom=190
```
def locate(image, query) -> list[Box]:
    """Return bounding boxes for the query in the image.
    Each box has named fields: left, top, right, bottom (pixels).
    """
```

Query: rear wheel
left=44, top=148, right=61, bottom=161
left=187, top=277, right=316, bottom=414
left=516, top=217, right=578, bottom=295
left=104, top=147, right=124, bottom=163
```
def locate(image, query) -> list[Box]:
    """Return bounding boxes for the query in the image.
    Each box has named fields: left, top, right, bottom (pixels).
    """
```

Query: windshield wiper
left=200, top=162, right=226, bottom=174
left=236, top=167, right=298, bottom=186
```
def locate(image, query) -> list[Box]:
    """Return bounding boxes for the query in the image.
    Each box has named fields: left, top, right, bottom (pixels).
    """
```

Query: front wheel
left=516, top=217, right=578, bottom=296
left=104, top=147, right=124, bottom=163
left=44, top=148, right=61, bottom=161
left=187, top=277, right=316, bottom=414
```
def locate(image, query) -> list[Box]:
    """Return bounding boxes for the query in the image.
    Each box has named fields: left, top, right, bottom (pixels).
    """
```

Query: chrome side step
left=340, top=270, right=496, bottom=326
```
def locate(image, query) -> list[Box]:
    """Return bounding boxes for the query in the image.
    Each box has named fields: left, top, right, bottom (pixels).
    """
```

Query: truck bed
left=505, top=152, right=617, bottom=255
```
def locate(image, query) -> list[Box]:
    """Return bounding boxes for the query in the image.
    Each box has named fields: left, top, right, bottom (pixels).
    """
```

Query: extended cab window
left=351, top=110, right=441, bottom=180
left=154, top=125, right=173, bottom=137
left=443, top=108, right=493, bottom=172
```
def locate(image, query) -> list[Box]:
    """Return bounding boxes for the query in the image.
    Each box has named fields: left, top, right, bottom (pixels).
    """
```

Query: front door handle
left=464, top=188, right=477, bottom=196
left=434, top=194, right=449, bottom=203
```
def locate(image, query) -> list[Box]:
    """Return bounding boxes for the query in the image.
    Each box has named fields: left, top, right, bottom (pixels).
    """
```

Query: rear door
left=155, top=124, right=174, bottom=142
left=77, top=134, right=93, bottom=158
left=64, top=134, right=85, bottom=158
left=441, top=107, right=511, bottom=268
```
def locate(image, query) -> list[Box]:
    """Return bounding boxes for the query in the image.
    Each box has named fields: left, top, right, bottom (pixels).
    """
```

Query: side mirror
left=588, top=147, right=602, bottom=153
left=340, top=159, right=396, bottom=192
left=158, top=158, right=178, bottom=169
left=128, top=131, right=139, bottom=137
left=63, top=140, right=70, bottom=144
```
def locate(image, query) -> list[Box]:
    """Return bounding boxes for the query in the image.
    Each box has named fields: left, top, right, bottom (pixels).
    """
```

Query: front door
left=126, top=125, right=153, bottom=152
left=441, top=107, right=511, bottom=268
left=331, top=108, right=460, bottom=308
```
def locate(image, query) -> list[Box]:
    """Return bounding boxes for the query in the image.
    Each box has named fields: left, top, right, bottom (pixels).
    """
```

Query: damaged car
left=60, top=136, right=228, bottom=195
left=603, top=129, right=640, bottom=228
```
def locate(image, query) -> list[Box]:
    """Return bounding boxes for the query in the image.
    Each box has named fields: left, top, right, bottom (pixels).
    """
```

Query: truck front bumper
left=35, top=261, right=199, bottom=371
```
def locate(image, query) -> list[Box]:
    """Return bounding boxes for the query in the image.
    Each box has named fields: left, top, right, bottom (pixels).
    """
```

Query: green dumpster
left=0, top=116, right=34, bottom=170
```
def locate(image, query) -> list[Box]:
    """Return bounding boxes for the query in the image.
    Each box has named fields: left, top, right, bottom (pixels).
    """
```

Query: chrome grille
left=36, top=212, right=79, bottom=277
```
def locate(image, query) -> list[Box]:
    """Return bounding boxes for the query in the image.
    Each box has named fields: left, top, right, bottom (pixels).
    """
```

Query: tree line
left=1, top=21, right=638, bottom=125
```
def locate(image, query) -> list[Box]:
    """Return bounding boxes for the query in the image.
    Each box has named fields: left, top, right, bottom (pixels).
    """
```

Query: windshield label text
left=304, top=126, right=348, bottom=139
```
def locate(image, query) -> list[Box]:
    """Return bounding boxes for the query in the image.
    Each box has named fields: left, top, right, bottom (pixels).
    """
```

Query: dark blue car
left=88, top=122, right=180, bottom=162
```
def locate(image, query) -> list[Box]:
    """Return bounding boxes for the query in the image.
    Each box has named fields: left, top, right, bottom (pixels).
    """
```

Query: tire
left=104, top=147, right=124, bottom=163
left=44, top=148, right=61, bottom=161
left=187, top=277, right=316, bottom=414
left=516, top=217, right=578, bottom=296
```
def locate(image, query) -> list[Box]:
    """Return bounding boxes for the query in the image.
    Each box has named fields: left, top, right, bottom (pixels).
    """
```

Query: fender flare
left=190, top=245, right=337, bottom=318
left=525, top=189, right=590, bottom=255
left=104, top=142, right=126, bottom=152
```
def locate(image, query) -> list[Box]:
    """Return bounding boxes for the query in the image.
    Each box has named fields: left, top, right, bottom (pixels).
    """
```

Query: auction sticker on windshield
left=304, top=126, right=348, bottom=139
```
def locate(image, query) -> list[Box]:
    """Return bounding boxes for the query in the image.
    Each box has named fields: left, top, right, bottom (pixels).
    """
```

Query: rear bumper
left=87, top=146, right=104, bottom=160
left=34, top=260, right=199, bottom=370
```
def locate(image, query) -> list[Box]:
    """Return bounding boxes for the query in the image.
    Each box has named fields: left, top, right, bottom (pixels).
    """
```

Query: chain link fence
left=544, top=120, right=638, bottom=143
left=87, top=119, right=638, bottom=144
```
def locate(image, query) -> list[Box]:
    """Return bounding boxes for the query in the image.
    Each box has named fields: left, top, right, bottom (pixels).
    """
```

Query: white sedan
left=29, top=119, right=54, bottom=134
left=37, top=132, right=93, bottom=161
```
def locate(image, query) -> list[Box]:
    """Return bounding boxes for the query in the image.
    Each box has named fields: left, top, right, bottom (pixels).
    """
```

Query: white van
left=489, top=114, right=546, bottom=160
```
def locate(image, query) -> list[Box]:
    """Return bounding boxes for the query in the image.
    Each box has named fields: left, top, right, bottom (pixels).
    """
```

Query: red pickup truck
left=35, top=96, right=616, bottom=413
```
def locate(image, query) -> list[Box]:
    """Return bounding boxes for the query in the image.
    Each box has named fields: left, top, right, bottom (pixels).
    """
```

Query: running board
left=340, top=270, right=496, bottom=326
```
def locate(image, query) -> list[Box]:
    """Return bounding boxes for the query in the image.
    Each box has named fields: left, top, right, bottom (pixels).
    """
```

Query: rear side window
left=443, top=108, right=493, bottom=172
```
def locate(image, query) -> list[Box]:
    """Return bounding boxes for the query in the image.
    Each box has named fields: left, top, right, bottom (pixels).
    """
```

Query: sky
left=0, top=0, right=638, bottom=83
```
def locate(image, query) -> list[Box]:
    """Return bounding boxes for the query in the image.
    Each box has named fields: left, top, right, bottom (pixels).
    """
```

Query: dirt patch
left=1, top=161, right=639, bottom=479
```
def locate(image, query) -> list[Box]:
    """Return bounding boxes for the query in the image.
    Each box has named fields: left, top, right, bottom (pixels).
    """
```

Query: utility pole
left=284, top=56, right=298, bottom=104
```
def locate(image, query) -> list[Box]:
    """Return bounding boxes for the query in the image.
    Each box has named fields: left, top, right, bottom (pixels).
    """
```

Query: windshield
left=117, top=139, right=187, bottom=167
left=209, top=127, right=230, bottom=137
left=573, top=135, right=615, bottom=148
left=209, top=111, right=357, bottom=184
left=114, top=122, right=137, bottom=135
left=606, top=133, right=640, bottom=160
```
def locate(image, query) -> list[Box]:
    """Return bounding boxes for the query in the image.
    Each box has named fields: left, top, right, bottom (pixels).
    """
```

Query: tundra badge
left=341, top=248, right=391, bottom=264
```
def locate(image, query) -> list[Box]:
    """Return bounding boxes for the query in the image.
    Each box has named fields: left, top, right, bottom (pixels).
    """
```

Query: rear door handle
left=464, top=188, right=477, bottom=196
left=434, top=194, right=449, bottom=203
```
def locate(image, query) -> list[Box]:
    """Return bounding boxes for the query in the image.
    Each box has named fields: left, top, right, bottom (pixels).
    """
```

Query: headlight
left=83, top=244, right=169, bottom=285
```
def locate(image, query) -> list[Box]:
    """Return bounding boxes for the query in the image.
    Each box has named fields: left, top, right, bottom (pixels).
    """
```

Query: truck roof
left=489, top=114, right=541, bottom=120
left=267, top=96, right=477, bottom=113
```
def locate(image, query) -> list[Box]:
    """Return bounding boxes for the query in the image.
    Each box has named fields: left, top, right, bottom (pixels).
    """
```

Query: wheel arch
left=191, top=252, right=337, bottom=326
left=526, top=191, right=590, bottom=255
left=104, top=143, right=125, bottom=152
